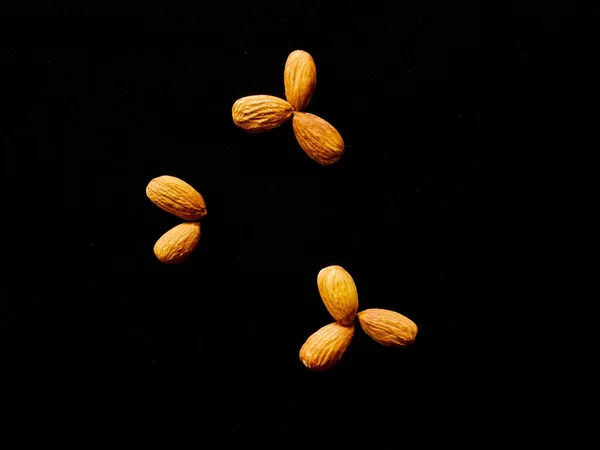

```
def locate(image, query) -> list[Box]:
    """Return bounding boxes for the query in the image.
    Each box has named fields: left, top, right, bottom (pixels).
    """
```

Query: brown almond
left=317, top=265, right=359, bottom=326
left=146, top=175, right=207, bottom=220
left=284, top=50, right=317, bottom=111
left=299, top=322, right=355, bottom=372
left=153, top=221, right=201, bottom=264
left=232, top=95, right=294, bottom=133
left=292, top=111, right=344, bottom=165
left=357, top=308, right=418, bottom=347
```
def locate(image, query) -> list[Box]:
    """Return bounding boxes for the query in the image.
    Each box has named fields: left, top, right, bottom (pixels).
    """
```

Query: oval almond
left=284, top=50, right=317, bottom=111
left=299, top=322, right=355, bottom=372
left=153, top=221, right=201, bottom=264
left=232, top=95, right=293, bottom=133
left=357, top=308, right=418, bottom=347
left=146, top=175, right=207, bottom=220
left=292, top=111, right=344, bottom=165
left=317, top=265, right=358, bottom=326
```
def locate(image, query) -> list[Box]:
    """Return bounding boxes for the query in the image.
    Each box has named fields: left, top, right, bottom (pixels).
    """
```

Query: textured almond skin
left=284, top=50, right=317, bottom=111
left=357, top=308, right=418, bottom=347
left=292, top=112, right=344, bottom=165
left=299, top=322, right=355, bottom=372
left=232, top=95, right=294, bottom=133
left=317, top=265, right=358, bottom=326
left=153, top=221, right=201, bottom=264
left=146, top=175, right=207, bottom=220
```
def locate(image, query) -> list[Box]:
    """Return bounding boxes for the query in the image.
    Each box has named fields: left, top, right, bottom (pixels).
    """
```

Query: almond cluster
left=145, top=175, right=207, bottom=264
left=232, top=49, right=345, bottom=166
left=299, top=265, right=418, bottom=371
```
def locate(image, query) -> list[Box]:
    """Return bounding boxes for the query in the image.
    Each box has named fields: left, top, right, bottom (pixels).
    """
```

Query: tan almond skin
left=357, top=308, right=418, bottom=347
left=317, top=265, right=359, bottom=326
left=146, top=175, right=207, bottom=220
left=299, top=322, right=355, bottom=372
left=292, top=111, right=344, bottom=165
left=153, top=221, right=201, bottom=264
left=232, top=95, right=294, bottom=133
left=284, top=50, right=317, bottom=112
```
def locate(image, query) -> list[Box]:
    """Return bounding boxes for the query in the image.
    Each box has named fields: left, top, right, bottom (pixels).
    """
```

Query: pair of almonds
left=299, top=265, right=418, bottom=371
left=146, top=175, right=207, bottom=264
left=232, top=50, right=345, bottom=166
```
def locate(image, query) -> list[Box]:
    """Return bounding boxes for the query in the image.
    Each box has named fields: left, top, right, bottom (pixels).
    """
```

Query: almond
left=317, top=265, right=359, bottom=326
left=232, top=94, right=294, bottom=133
left=357, top=308, right=418, bottom=347
left=284, top=50, right=317, bottom=111
left=153, top=221, right=201, bottom=264
left=146, top=175, right=207, bottom=220
left=292, top=111, right=344, bottom=165
left=299, top=322, right=355, bottom=372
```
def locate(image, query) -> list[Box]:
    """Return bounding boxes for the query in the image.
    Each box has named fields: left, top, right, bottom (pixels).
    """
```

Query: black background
left=1, top=1, right=591, bottom=446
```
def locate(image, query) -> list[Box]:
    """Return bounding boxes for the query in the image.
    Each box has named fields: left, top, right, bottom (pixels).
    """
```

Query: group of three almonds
left=300, top=265, right=418, bottom=371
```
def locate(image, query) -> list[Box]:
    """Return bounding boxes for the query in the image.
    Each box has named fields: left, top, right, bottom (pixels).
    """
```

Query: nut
left=146, top=175, right=207, bottom=220
left=284, top=50, right=317, bottom=111
left=317, top=265, right=359, bottom=326
left=357, top=308, right=418, bottom=347
left=292, top=111, right=344, bottom=166
left=232, top=95, right=294, bottom=133
left=299, top=321, right=355, bottom=372
left=153, top=221, right=201, bottom=264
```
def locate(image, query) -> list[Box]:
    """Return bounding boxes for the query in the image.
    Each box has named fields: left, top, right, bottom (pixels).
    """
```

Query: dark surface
left=1, top=1, right=588, bottom=445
